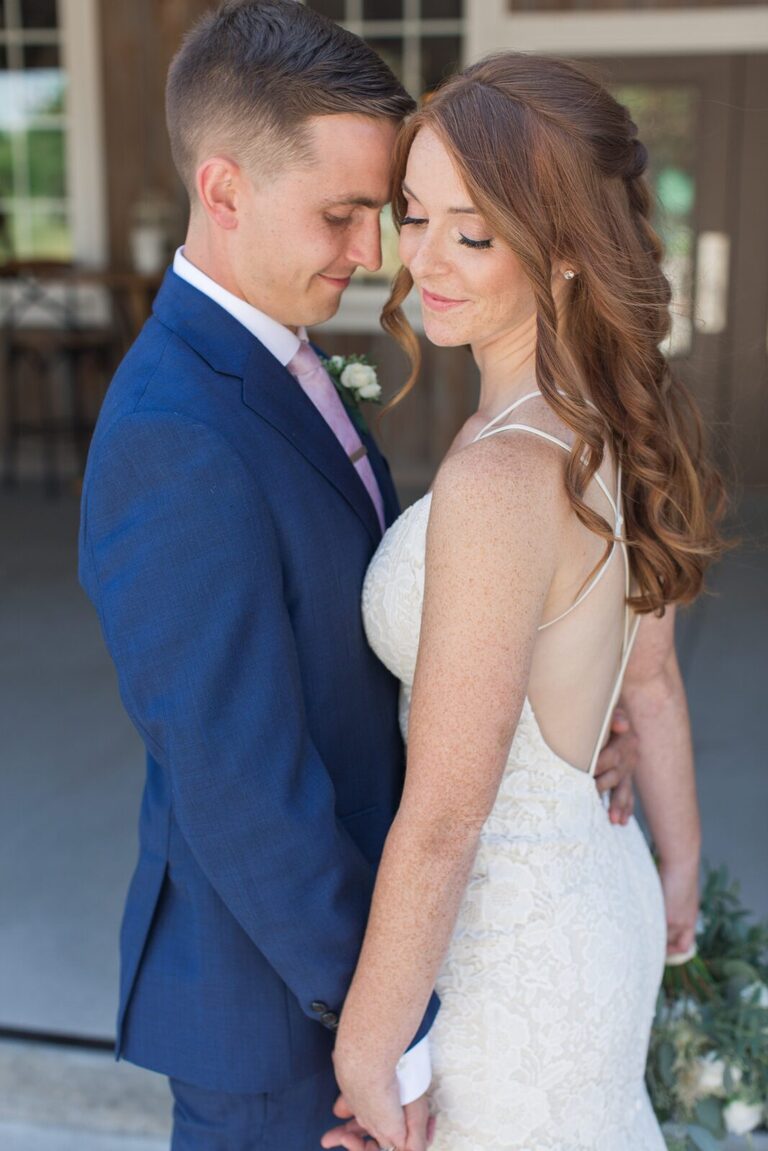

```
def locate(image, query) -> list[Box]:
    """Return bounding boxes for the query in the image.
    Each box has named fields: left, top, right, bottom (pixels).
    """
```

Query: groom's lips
left=421, top=287, right=468, bottom=312
left=318, top=273, right=352, bottom=291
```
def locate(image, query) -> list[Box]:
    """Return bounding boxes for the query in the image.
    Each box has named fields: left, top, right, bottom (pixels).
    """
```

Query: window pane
left=21, top=203, right=71, bottom=258
left=615, top=84, right=698, bottom=356
left=0, top=72, right=20, bottom=130
left=365, top=38, right=403, bottom=83
left=19, top=68, right=66, bottom=117
left=306, top=0, right=345, bottom=18
left=20, top=0, right=58, bottom=29
left=23, top=43, right=60, bottom=70
left=421, top=35, right=461, bottom=94
left=363, top=0, right=403, bottom=18
left=0, top=206, right=12, bottom=257
left=27, top=127, right=65, bottom=197
left=422, top=0, right=463, bottom=16
left=0, top=131, right=12, bottom=195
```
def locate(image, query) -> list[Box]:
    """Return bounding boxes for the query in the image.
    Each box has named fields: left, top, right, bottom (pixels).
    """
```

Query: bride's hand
left=659, top=857, right=699, bottom=958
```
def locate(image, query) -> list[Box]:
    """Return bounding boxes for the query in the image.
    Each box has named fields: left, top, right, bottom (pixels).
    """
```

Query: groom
left=80, top=2, right=636, bottom=1148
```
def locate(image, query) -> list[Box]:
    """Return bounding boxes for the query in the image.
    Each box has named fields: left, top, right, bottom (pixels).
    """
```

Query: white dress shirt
left=170, top=249, right=432, bottom=1106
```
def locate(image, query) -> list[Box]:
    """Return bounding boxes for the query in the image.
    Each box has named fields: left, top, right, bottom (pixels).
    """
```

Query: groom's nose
left=346, top=214, right=383, bottom=274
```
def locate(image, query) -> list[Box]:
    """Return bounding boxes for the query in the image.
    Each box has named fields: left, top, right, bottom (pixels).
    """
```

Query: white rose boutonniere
left=323, top=353, right=382, bottom=434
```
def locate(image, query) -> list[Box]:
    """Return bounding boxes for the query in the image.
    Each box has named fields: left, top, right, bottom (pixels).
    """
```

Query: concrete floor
left=0, top=488, right=145, bottom=1039
left=0, top=1040, right=170, bottom=1150
left=0, top=483, right=766, bottom=1147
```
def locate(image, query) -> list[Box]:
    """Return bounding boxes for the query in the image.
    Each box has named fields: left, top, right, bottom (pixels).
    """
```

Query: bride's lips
left=420, top=287, right=468, bottom=312
left=318, top=273, right=352, bottom=291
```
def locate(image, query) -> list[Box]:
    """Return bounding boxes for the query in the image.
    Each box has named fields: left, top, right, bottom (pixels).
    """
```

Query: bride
left=324, top=54, right=724, bottom=1151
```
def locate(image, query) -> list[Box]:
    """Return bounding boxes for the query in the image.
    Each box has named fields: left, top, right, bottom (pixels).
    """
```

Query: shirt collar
left=173, top=247, right=307, bottom=366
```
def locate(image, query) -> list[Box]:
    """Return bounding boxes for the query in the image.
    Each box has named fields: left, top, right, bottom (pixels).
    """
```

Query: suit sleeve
left=82, top=410, right=437, bottom=1041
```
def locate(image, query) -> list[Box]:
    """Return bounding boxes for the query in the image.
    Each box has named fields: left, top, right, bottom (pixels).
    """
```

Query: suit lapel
left=241, top=342, right=383, bottom=545
left=153, top=269, right=389, bottom=545
left=362, top=427, right=400, bottom=528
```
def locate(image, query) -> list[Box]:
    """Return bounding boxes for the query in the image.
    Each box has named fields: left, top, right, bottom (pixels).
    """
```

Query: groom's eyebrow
left=322, top=195, right=389, bottom=209
left=402, top=182, right=478, bottom=215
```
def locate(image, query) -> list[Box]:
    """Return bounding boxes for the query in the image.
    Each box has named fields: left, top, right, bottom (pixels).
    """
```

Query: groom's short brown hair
left=166, top=0, right=414, bottom=199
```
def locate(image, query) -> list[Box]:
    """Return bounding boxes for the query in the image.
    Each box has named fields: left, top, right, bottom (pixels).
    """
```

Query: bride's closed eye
left=402, top=215, right=494, bottom=250
left=459, top=233, right=494, bottom=250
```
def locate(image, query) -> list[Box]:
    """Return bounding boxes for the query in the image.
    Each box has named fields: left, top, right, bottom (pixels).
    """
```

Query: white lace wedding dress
left=362, top=393, right=668, bottom=1150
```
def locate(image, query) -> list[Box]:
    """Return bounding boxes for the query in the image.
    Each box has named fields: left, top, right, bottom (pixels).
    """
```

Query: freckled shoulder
left=428, top=430, right=570, bottom=546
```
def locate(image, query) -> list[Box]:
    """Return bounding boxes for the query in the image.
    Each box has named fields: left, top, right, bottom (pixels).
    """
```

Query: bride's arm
left=619, top=608, right=701, bottom=957
left=331, top=436, right=563, bottom=1149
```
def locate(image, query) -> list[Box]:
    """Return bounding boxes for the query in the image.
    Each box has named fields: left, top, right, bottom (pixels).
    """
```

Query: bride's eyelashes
left=459, top=233, right=494, bottom=250
left=401, top=215, right=495, bottom=250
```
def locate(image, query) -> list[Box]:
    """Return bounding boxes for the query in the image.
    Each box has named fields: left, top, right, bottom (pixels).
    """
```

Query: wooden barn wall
left=98, top=0, right=216, bottom=268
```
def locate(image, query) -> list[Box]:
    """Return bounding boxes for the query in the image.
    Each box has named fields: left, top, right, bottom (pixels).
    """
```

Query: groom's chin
left=303, top=296, right=345, bottom=328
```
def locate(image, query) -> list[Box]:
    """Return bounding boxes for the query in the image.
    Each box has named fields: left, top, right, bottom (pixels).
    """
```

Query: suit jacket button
left=311, top=1001, right=327, bottom=1014
left=321, top=1011, right=339, bottom=1029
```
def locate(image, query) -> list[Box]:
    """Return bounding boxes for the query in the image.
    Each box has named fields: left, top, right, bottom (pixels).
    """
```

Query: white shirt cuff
left=395, top=1035, right=432, bottom=1105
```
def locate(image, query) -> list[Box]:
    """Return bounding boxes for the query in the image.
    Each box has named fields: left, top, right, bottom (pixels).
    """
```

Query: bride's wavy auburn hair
left=382, top=53, right=726, bottom=615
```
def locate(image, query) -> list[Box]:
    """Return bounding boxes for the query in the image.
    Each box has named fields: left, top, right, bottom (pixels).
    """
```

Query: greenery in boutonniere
left=647, top=865, right=768, bottom=1150
left=323, top=354, right=382, bottom=435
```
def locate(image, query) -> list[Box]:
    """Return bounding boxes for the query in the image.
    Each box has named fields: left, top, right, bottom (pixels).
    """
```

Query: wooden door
left=596, top=54, right=768, bottom=486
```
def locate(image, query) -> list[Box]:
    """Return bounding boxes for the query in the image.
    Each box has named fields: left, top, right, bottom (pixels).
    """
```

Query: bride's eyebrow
left=401, top=182, right=479, bottom=215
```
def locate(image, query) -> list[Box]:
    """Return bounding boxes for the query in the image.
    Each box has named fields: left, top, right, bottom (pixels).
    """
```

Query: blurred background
left=0, top=1, right=766, bottom=1147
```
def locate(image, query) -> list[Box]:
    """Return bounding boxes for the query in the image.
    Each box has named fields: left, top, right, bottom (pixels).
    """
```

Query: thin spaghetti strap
left=477, top=423, right=572, bottom=455
left=475, top=422, right=624, bottom=631
left=587, top=459, right=637, bottom=777
left=587, top=610, right=641, bottom=779
left=474, top=390, right=543, bottom=441
left=538, top=545, right=617, bottom=631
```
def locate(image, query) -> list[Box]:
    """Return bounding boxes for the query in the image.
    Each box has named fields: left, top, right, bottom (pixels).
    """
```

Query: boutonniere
left=324, top=354, right=382, bottom=434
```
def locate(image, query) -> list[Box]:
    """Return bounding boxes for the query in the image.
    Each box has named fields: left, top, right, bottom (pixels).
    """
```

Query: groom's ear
left=195, top=156, right=242, bottom=231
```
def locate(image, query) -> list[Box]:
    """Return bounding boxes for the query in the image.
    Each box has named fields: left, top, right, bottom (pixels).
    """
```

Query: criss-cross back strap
left=474, top=391, right=625, bottom=633
left=586, top=611, right=641, bottom=777
left=474, top=390, right=639, bottom=777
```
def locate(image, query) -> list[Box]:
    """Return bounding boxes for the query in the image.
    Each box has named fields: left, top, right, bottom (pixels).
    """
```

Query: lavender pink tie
left=287, top=340, right=385, bottom=533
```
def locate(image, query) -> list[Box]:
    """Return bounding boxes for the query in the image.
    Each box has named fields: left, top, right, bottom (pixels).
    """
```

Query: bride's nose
left=405, top=228, right=451, bottom=281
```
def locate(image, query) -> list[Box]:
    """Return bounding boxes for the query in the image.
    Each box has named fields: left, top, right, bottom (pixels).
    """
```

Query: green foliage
left=648, top=865, right=768, bottom=1150
left=27, top=128, right=66, bottom=198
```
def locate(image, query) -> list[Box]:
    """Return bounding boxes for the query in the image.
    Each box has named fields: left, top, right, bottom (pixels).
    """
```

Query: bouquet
left=647, top=866, right=768, bottom=1150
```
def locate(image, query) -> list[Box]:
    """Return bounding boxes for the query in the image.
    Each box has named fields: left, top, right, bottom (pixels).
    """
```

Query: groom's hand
left=321, top=1092, right=434, bottom=1151
left=594, top=706, right=638, bottom=826
left=320, top=1095, right=369, bottom=1151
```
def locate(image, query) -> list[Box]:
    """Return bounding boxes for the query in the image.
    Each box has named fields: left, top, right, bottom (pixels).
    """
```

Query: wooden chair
left=0, top=261, right=119, bottom=496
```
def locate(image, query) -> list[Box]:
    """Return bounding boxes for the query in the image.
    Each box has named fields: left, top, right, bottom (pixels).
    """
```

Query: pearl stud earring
left=563, top=269, right=576, bottom=280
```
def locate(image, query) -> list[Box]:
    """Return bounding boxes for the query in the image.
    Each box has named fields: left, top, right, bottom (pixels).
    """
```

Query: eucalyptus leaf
left=659, top=1041, right=676, bottom=1086
left=686, top=1124, right=723, bottom=1151
left=693, top=1097, right=724, bottom=1137
left=722, top=959, right=759, bottom=985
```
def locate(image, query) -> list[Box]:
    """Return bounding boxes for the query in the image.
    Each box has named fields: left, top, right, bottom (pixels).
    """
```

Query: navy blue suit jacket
left=79, top=268, right=439, bottom=1092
